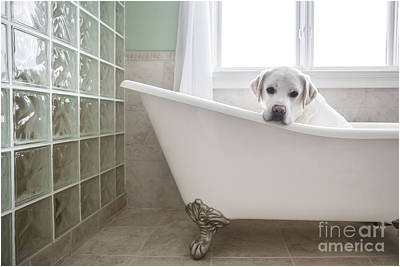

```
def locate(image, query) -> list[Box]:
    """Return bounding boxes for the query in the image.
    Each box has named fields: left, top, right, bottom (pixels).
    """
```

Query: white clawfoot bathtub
left=122, top=80, right=399, bottom=223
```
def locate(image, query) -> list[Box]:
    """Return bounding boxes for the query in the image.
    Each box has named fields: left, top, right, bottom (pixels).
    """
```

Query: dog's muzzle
left=271, top=105, right=286, bottom=121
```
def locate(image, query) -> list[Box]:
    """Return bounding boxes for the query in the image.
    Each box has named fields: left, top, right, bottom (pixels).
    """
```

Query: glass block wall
left=1, top=1, right=125, bottom=265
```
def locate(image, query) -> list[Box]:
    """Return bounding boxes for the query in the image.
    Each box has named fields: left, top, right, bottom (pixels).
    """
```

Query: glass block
left=116, top=2, right=124, bottom=35
left=100, top=25, right=114, bottom=63
left=15, top=197, right=52, bottom=264
left=1, top=152, right=11, bottom=212
left=116, top=35, right=124, bottom=67
left=100, top=1, right=114, bottom=28
left=116, top=134, right=124, bottom=165
left=2, top=214, right=12, bottom=266
left=52, top=44, right=78, bottom=91
left=52, top=1, right=77, bottom=46
left=80, top=10, right=98, bottom=56
left=81, top=176, right=100, bottom=220
left=80, top=137, right=99, bottom=179
left=53, top=141, right=79, bottom=190
left=115, top=68, right=124, bottom=100
left=100, top=100, right=114, bottom=133
left=80, top=54, right=98, bottom=95
left=116, top=165, right=124, bottom=196
left=100, top=135, right=115, bottom=171
left=52, top=94, right=78, bottom=140
left=13, top=29, right=49, bottom=87
left=1, top=24, right=8, bottom=82
left=1, top=1, right=6, bottom=17
left=116, top=102, right=124, bottom=132
left=101, top=168, right=116, bottom=207
left=80, top=97, right=99, bottom=136
left=80, top=1, right=98, bottom=17
left=54, top=185, right=80, bottom=238
left=11, top=1, right=48, bottom=33
left=100, top=62, right=114, bottom=97
left=14, top=90, right=49, bottom=145
left=1, top=89, right=10, bottom=148
left=15, top=146, right=51, bottom=206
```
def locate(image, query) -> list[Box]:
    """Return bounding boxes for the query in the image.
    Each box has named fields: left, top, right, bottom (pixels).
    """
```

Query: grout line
left=75, top=253, right=213, bottom=258
left=98, top=0, right=103, bottom=210
left=48, top=0, right=56, bottom=243
left=69, top=254, right=360, bottom=260
left=122, top=0, right=126, bottom=194
left=289, top=255, right=396, bottom=259
left=209, top=255, right=386, bottom=259
left=134, top=227, right=160, bottom=257
left=279, top=227, right=296, bottom=266
left=77, top=0, right=83, bottom=228
left=211, top=256, right=295, bottom=259
left=4, top=2, right=15, bottom=264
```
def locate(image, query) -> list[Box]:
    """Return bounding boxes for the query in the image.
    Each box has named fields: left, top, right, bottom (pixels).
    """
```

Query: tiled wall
left=125, top=51, right=183, bottom=209
left=1, top=1, right=125, bottom=265
left=214, top=88, right=399, bottom=122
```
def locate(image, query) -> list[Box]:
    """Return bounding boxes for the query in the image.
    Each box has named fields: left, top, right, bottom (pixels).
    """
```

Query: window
left=314, top=2, right=387, bottom=66
left=217, top=1, right=399, bottom=69
left=221, top=1, right=295, bottom=67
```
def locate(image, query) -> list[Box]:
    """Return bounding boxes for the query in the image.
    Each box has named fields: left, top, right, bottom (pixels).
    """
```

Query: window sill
left=212, top=67, right=399, bottom=89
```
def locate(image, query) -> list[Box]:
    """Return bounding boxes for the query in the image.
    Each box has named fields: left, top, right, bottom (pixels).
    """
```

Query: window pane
left=314, top=2, right=387, bottom=66
left=221, top=1, right=295, bottom=67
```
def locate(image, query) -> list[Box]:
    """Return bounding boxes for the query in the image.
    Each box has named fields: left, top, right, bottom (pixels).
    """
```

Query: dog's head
left=250, top=67, right=317, bottom=125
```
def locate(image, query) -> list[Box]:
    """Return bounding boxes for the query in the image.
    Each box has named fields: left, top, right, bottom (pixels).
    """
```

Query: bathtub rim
left=121, top=80, right=399, bottom=140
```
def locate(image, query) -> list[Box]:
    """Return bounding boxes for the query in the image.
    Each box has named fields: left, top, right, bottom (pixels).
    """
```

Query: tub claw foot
left=185, top=199, right=230, bottom=260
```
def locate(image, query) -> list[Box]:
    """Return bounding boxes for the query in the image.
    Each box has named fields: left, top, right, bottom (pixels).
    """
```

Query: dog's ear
left=302, top=74, right=318, bottom=107
left=250, top=69, right=271, bottom=102
left=249, top=73, right=262, bottom=102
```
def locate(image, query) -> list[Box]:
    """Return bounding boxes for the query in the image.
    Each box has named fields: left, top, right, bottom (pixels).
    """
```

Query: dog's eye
left=266, top=87, right=275, bottom=94
left=289, top=91, right=299, bottom=98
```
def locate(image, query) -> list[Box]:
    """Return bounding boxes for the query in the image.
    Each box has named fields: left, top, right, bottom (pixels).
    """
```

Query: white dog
left=250, top=67, right=351, bottom=128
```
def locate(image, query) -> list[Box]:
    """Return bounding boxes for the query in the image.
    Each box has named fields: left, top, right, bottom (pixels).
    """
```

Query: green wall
left=125, top=1, right=179, bottom=51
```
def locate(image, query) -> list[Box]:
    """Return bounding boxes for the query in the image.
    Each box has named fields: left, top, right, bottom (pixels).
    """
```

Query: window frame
left=212, top=1, right=399, bottom=89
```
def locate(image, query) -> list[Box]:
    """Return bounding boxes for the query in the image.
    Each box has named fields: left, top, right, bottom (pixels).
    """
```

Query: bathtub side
left=138, top=92, right=399, bottom=222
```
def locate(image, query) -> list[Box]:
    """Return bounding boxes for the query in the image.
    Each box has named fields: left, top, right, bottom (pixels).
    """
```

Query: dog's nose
left=272, top=105, right=286, bottom=114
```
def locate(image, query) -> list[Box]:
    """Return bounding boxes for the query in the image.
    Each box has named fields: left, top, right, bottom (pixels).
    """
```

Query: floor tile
left=71, top=213, right=100, bottom=252
left=369, top=256, right=399, bottom=266
left=211, top=257, right=293, bottom=266
left=137, top=220, right=198, bottom=257
left=58, top=254, right=133, bottom=266
left=129, top=256, right=210, bottom=266
left=76, top=225, right=155, bottom=255
left=281, top=222, right=399, bottom=257
left=30, top=233, right=72, bottom=266
left=292, top=256, right=372, bottom=266
left=51, top=209, right=398, bottom=266
left=211, top=220, right=289, bottom=257
left=107, top=208, right=186, bottom=227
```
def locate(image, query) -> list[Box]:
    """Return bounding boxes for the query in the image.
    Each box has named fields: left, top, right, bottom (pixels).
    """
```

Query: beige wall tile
left=30, top=232, right=72, bottom=266
left=214, top=88, right=399, bottom=122
left=71, top=213, right=100, bottom=252
left=124, top=51, right=183, bottom=209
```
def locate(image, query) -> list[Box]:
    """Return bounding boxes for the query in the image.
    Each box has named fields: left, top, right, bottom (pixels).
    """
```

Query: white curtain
left=173, top=1, right=214, bottom=99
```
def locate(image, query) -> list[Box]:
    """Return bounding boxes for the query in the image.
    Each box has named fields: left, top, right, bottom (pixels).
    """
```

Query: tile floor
left=58, top=208, right=399, bottom=266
